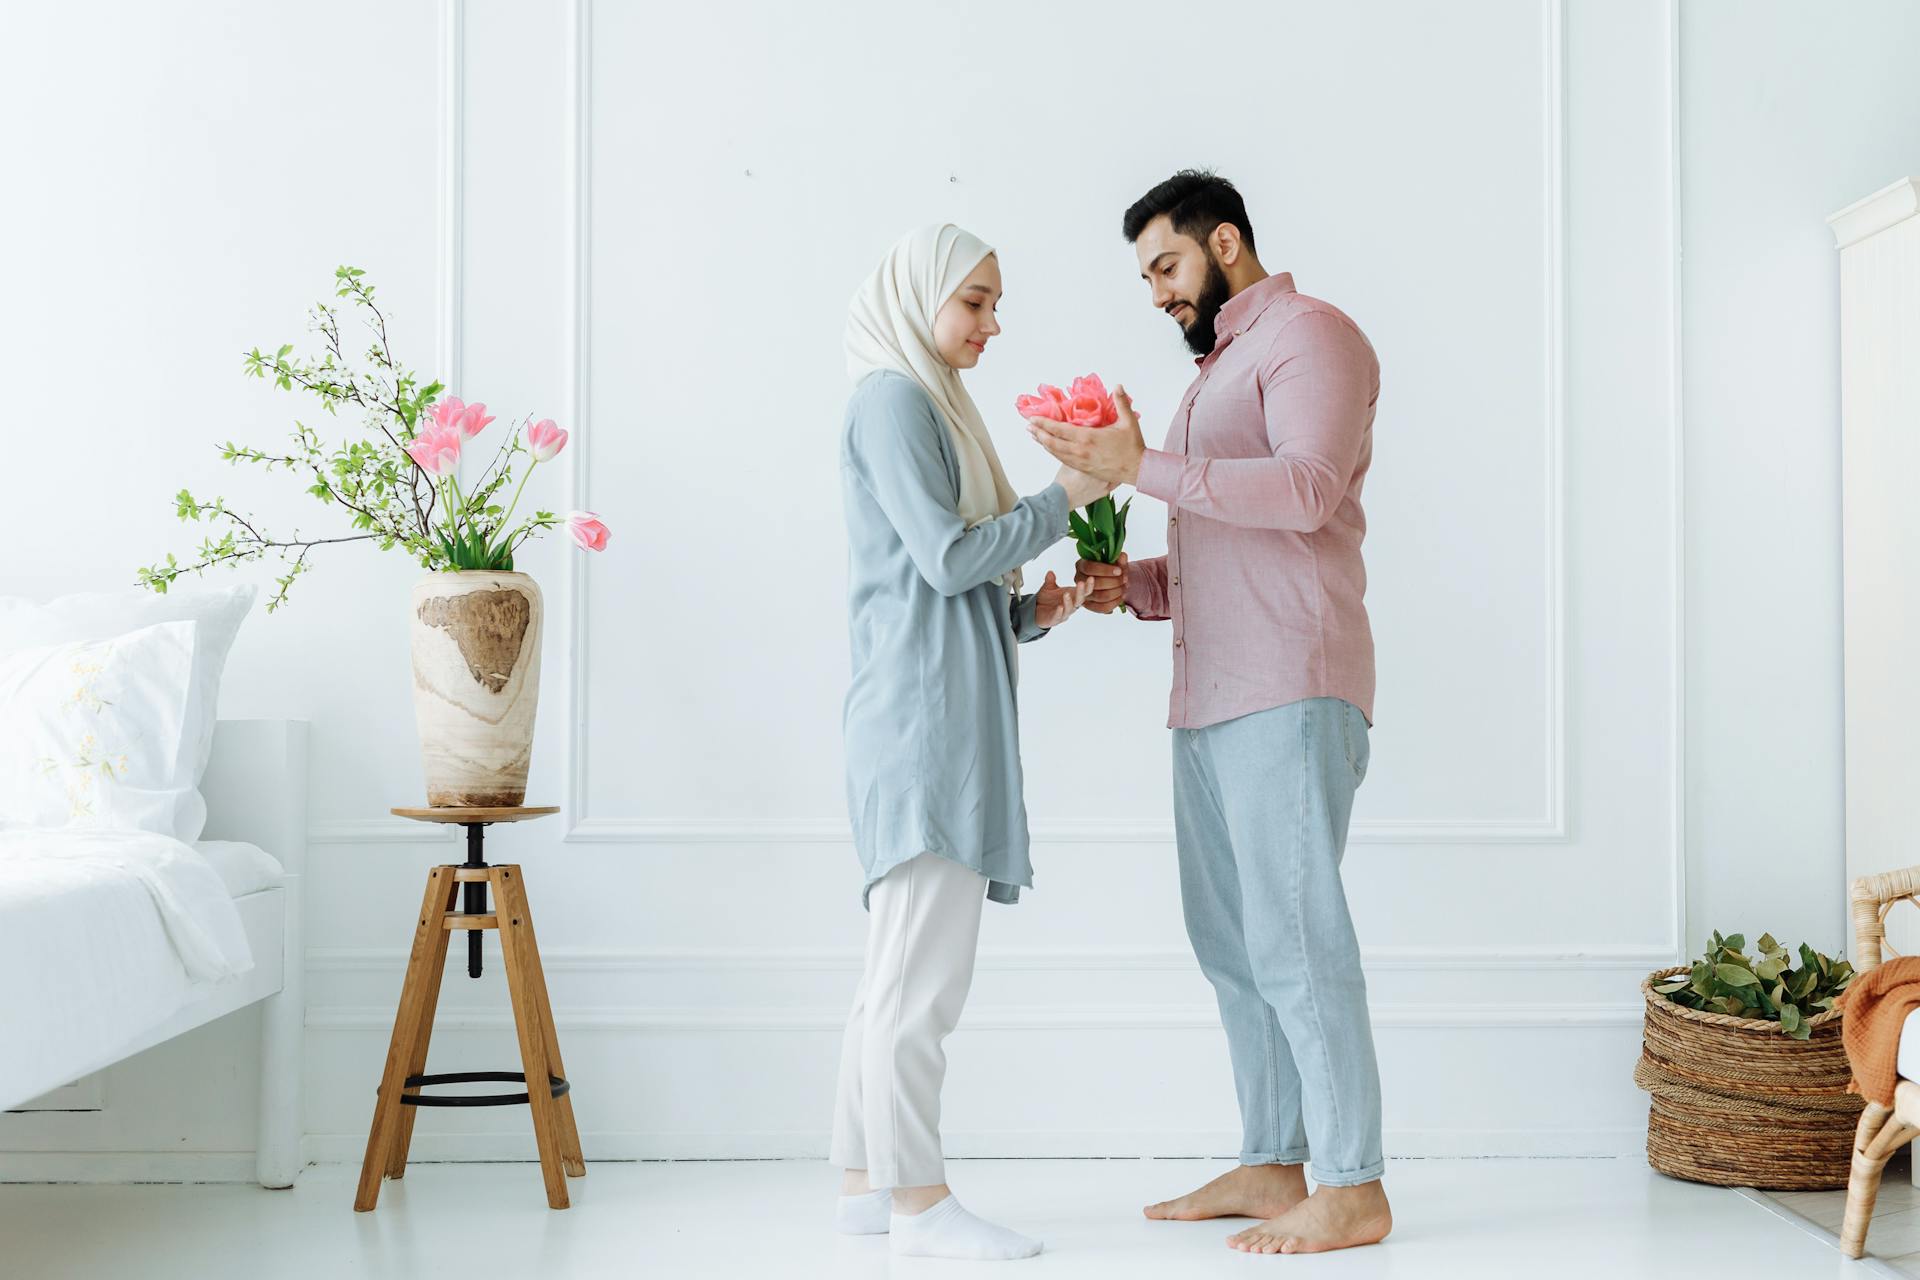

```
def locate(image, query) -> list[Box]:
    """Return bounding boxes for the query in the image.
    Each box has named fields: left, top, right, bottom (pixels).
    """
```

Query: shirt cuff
left=1123, top=570, right=1155, bottom=617
left=1135, top=448, right=1181, bottom=504
left=1036, top=481, right=1072, bottom=534
left=1012, top=592, right=1049, bottom=643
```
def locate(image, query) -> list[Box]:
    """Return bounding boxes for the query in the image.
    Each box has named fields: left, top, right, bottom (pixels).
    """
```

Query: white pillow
left=0, top=621, right=201, bottom=835
left=0, top=584, right=254, bottom=840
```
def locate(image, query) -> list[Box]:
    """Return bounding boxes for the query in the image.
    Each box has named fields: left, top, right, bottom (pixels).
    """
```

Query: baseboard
left=0, top=1126, right=1646, bottom=1183
left=0, top=1151, right=269, bottom=1185
left=302, top=1126, right=1647, bottom=1165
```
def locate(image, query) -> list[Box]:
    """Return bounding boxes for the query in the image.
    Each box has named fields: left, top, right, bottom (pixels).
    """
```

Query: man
left=1026, top=170, right=1388, bottom=1256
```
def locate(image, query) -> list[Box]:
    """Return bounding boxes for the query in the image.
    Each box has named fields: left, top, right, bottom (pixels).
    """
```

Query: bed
left=0, top=719, right=308, bottom=1188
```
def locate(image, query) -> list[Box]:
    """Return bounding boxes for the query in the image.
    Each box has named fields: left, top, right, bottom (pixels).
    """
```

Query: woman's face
left=932, top=253, right=1002, bottom=370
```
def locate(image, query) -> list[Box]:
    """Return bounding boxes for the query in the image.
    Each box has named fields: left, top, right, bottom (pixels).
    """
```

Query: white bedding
left=0, top=828, right=256, bottom=1110
left=193, top=840, right=285, bottom=899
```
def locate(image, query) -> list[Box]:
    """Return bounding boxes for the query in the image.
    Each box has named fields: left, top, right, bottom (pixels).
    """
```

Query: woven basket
left=1634, top=966, right=1862, bottom=1190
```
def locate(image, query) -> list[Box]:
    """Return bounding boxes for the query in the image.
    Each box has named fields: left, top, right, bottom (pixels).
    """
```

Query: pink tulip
left=430, top=395, right=494, bottom=438
left=567, top=510, right=610, bottom=552
left=1065, top=373, right=1118, bottom=428
left=526, top=418, right=568, bottom=463
left=429, top=396, right=466, bottom=431
left=1014, top=383, right=1073, bottom=422
left=405, top=425, right=462, bottom=478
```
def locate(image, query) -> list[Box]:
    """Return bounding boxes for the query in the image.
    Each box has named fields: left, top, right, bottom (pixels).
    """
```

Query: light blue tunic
left=840, top=371, right=1072, bottom=906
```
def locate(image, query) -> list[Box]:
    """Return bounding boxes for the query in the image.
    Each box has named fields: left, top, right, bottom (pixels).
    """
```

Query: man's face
left=1134, top=215, right=1230, bottom=357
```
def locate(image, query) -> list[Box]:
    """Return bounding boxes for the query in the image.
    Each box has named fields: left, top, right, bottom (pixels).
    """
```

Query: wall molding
left=1664, top=0, right=1688, bottom=958
left=302, top=1125, right=1645, bottom=1165
left=295, top=1, right=1688, bottom=976
left=562, top=816, right=1569, bottom=846
left=307, top=942, right=1676, bottom=976
left=564, top=0, right=594, bottom=828
left=556, top=0, right=1575, bottom=849
left=436, top=0, right=464, bottom=397
left=309, top=818, right=454, bottom=845
left=1539, top=0, right=1569, bottom=841
left=307, top=1001, right=1642, bottom=1034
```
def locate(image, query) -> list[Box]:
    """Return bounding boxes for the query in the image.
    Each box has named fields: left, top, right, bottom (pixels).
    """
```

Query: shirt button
left=1169, top=516, right=1177, bottom=526
left=1174, top=639, right=1183, bottom=648
left=1171, top=577, right=1180, bottom=586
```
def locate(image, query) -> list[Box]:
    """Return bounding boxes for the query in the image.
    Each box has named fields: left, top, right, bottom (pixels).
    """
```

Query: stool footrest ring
left=388, top=1070, right=569, bottom=1108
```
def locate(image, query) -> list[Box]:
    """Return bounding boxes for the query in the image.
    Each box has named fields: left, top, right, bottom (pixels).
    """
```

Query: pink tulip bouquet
left=137, top=266, right=610, bottom=610
left=1016, top=373, right=1131, bottom=612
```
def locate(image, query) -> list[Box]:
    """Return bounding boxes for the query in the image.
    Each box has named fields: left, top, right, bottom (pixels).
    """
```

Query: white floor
left=1762, top=1157, right=1920, bottom=1278
left=0, top=1157, right=1898, bottom=1280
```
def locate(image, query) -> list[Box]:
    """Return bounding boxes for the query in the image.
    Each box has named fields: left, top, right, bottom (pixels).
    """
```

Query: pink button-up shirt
left=1123, top=271, right=1379, bottom=729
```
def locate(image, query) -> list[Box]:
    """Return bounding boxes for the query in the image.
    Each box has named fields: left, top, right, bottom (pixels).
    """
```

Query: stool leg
left=493, top=865, right=570, bottom=1209
left=499, top=865, right=585, bottom=1177
left=356, top=865, right=459, bottom=1211
left=387, top=889, right=456, bottom=1180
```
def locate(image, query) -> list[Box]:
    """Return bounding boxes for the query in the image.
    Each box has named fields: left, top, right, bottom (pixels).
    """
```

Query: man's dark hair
left=1122, top=169, right=1256, bottom=255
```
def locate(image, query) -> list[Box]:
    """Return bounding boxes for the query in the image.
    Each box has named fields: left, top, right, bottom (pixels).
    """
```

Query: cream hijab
left=846, top=223, right=1022, bottom=591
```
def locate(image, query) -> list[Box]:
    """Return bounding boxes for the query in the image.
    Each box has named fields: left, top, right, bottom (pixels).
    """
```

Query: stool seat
left=355, top=811, right=583, bottom=1211
left=390, top=805, right=560, bottom=824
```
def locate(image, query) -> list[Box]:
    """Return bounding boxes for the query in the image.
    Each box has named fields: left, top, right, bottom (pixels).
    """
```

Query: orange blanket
left=1843, top=957, right=1920, bottom=1106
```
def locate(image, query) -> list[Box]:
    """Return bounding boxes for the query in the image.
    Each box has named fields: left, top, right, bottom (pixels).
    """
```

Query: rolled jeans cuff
left=1240, top=1147, right=1312, bottom=1167
left=1307, top=1158, right=1387, bottom=1188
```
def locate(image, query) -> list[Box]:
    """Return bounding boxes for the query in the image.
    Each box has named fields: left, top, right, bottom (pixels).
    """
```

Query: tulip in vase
left=138, top=266, right=613, bottom=808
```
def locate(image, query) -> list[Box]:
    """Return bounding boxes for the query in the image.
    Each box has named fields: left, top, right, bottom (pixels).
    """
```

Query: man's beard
left=1176, top=253, right=1232, bottom=357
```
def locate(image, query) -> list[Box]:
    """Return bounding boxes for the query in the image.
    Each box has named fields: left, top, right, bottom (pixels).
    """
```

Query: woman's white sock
left=890, top=1195, right=1043, bottom=1260
left=834, top=1187, right=893, bottom=1235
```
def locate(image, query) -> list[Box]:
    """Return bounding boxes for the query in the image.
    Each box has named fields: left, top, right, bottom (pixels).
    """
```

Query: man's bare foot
left=1143, top=1163, right=1309, bottom=1221
left=1227, top=1180, right=1391, bottom=1254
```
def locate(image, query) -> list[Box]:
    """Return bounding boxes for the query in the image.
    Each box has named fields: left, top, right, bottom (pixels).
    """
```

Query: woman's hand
left=1034, top=570, right=1095, bottom=628
left=1054, top=464, right=1115, bottom=510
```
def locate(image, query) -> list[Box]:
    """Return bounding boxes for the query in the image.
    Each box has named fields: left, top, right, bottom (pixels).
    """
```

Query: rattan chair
left=1841, top=865, right=1920, bottom=1258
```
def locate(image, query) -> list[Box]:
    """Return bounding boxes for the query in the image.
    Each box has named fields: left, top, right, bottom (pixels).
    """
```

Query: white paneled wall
left=306, top=0, right=1683, bottom=1163
left=27, top=0, right=1908, bottom=1175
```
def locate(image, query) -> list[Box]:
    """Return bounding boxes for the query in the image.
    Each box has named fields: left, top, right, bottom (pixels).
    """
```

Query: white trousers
left=829, top=852, right=987, bottom=1188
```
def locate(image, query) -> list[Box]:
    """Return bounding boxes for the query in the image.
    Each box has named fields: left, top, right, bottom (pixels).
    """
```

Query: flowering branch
left=137, top=267, right=611, bottom=610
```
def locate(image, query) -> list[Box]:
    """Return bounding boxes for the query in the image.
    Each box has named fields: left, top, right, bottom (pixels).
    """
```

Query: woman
left=829, top=224, right=1110, bottom=1261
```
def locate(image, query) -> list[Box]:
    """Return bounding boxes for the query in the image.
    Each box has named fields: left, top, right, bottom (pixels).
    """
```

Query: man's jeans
left=1171, top=697, right=1384, bottom=1186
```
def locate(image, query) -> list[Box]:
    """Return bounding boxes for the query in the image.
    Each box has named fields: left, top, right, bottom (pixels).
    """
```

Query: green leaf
left=1779, top=1003, right=1803, bottom=1034
left=1757, top=932, right=1778, bottom=955
left=1723, top=934, right=1746, bottom=953
left=1715, top=963, right=1760, bottom=988
left=1091, top=497, right=1115, bottom=543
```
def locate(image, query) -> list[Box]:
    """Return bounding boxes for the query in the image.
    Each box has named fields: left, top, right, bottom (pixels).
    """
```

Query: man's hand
left=1034, top=570, right=1095, bottom=628
left=1074, top=554, right=1128, bottom=614
left=1028, top=385, right=1146, bottom=487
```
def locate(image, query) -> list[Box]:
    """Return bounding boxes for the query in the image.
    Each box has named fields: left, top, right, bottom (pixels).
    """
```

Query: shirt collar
left=1201, top=271, right=1296, bottom=362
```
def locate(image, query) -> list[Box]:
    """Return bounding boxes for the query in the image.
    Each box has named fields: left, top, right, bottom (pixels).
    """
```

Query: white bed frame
left=3, top=720, right=309, bottom=1188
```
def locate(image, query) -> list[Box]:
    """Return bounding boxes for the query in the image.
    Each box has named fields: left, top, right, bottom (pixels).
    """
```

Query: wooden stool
left=354, top=806, right=584, bottom=1211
